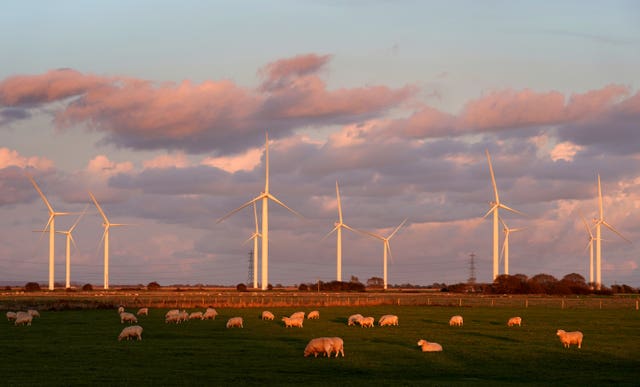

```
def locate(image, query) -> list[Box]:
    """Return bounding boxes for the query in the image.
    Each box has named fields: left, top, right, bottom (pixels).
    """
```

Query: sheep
left=348, top=314, right=363, bottom=326
left=307, top=310, right=320, bottom=320
left=290, top=311, right=305, bottom=320
left=165, top=314, right=180, bottom=324
left=417, top=339, right=443, bottom=352
left=136, top=308, right=149, bottom=316
left=203, top=308, right=218, bottom=320
left=15, top=311, right=32, bottom=326
left=118, top=325, right=143, bottom=341
left=379, top=314, right=399, bottom=327
left=226, top=317, right=243, bottom=328
left=117, top=306, right=125, bottom=314
left=6, top=311, right=17, bottom=321
left=120, top=312, right=138, bottom=324
left=27, top=309, right=40, bottom=318
left=304, top=337, right=333, bottom=358
left=261, top=311, right=275, bottom=320
left=359, top=316, right=375, bottom=328
left=329, top=337, right=344, bottom=357
left=556, top=329, right=583, bottom=348
left=449, top=315, right=463, bottom=327
left=282, top=316, right=304, bottom=328
left=165, top=309, right=179, bottom=319
left=189, top=311, right=204, bottom=320
left=507, top=317, right=522, bottom=327
left=178, top=310, right=189, bottom=323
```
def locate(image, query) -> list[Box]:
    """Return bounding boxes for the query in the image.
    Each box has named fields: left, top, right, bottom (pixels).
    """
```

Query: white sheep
left=27, top=309, right=40, bottom=318
left=261, top=311, right=275, bottom=320
left=282, top=316, right=304, bottom=328
left=417, top=339, right=443, bottom=352
left=165, top=314, right=180, bottom=324
left=328, top=337, right=344, bottom=357
left=203, top=308, right=218, bottom=320
left=290, top=311, right=305, bottom=320
left=359, top=316, right=375, bottom=328
left=507, top=317, right=522, bottom=327
left=120, top=312, right=138, bottom=324
left=15, top=311, right=32, bottom=326
left=178, top=310, right=189, bottom=323
left=6, top=311, right=17, bottom=321
left=165, top=309, right=179, bottom=319
left=136, top=308, right=149, bottom=316
left=307, top=310, right=320, bottom=319
left=379, top=314, right=399, bottom=327
left=118, top=325, right=143, bottom=341
left=348, top=314, right=363, bottom=326
left=304, top=337, right=333, bottom=358
left=226, top=317, right=243, bottom=328
left=449, top=315, right=463, bottom=326
left=189, top=311, right=204, bottom=320
left=117, top=306, right=125, bottom=314
left=556, top=329, right=583, bottom=348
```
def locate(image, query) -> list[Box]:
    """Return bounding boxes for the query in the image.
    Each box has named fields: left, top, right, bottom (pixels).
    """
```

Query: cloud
left=142, top=153, right=191, bottom=170
left=201, top=147, right=262, bottom=173
left=0, top=147, right=54, bottom=170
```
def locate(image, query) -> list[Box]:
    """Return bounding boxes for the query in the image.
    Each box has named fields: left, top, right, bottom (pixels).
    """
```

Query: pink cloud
left=0, top=147, right=54, bottom=170
left=142, top=153, right=191, bottom=169
left=259, top=53, right=332, bottom=91
left=200, top=147, right=262, bottom=173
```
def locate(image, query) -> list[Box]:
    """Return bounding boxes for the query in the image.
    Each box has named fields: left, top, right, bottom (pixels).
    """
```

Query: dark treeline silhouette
left=298, top=280, right=366, bottom=292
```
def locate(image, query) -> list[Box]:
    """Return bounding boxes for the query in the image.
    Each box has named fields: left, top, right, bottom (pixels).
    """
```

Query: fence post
left=491, top=299, right=494, bottom=307
left=561, top=299, right=565, bottom=309
left=599, top=300, right=602, bottom=309
left=525, top=299, right=528, bottom=308
left=459, top=298, right=462, bottom=307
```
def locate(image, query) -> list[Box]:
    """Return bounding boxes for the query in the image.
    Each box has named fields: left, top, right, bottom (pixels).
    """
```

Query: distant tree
left=492, top=274, right=527, bottom=294
left=367, top=277, right=384, bottom=288
left=82, top=283, right=93, bottom=291
left=298, top=283, right=309, bottom=291
left=528, top=274, right=558, bottom=294
left=350, top=275, right=359, bottom=283
left=24, top=282, right=41, bottom=292
left=147, top=281, right=161, bottom=290
left=236, top=283, right=247, bottom=292
left=561, top=273, right=590, bottom=295
left=267, top=284, right=273, bottom=291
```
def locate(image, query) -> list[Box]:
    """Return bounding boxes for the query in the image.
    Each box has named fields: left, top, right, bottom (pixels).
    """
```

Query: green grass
left=2, top=306, right=639, bottom=386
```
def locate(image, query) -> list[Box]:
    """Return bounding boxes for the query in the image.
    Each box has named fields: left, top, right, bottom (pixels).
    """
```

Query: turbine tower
left=484, top=150, right=524, bottom=281
left=325, top=181, right=358, bottom=282
left=218, top=132, right=302, bottom=291
left=243, top=202, right=261, bottom=289
left=579, top=213, right=595, bottom=285
left=362, top=219, right=407, bottom=290
left=56, top=208, right=86, bottom=289
left=593, top=174, right=630, bottom=290
left=29, top=175, right=70, bottom=290
left=499, top=217, right=524, bottom=276
left=89, top=192, right=128, bottom=290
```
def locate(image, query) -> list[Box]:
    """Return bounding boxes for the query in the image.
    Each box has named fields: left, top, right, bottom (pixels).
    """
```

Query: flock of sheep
left=7, top=307, right=585, bottom=353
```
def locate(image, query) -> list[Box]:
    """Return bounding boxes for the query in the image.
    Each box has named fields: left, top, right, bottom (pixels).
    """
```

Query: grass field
left=2, top=306, right=639, bottom=386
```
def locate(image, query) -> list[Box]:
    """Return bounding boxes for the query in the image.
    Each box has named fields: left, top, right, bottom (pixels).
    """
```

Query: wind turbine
left=56, top=207, right=87, bottom=289
left=499, top=217, right=525, bottom=276
left=89, top=192, right=128, bottom=290
left=243, top=202, right=261, bottom=289
left=217, top=132, right=302, bottom=291
left=325, top=181, right=359, bottom=282
left=29, top=175, right=71, bottom=290
left=483, top=150, right=524, bottom=281
left=361, top=219, right=407, bottom=290
left=593, top=174, right=630, bottom=290
left=579, top=213, right=595, bottom=285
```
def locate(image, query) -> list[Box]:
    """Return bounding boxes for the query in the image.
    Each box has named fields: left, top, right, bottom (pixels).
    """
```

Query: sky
left=1, top=1, right=639, bottom=287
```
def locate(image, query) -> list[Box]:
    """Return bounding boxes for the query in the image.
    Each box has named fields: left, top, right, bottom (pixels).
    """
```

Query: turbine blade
left=243, top=234, right=258, bottom=245
left=602, top=220, right=631, bottom=243
left=252, top=202, right=259, bottom=233
left=597, top=174, right=603, bottom=220
left=499, top=203, right=526, bottom=216
left=388, top=218, right=407, bottom=240
left=69, top=204, right=89, bottom=233
left=336, top=181, right=343, bottom=223
left=216, top=195, right=263, bottom=223
left=28, top=175, right=54, bottom=214
left=322, top=225, right=339, bottom=241
left=500, top=237, right=507, bottom=262
left=264, top=131, right=270, bottom=193
left=267, top=193, right=304, bottom=218
left=579, top=212, right=594, bottom=237
left=88, top=191, right=110, bottom=224
left=498, top=216, right=507, bottom=229
left=483, top=204, right=498, bottom=219
left=387, top=242, right=395, bottom=263
left=342, top=224, right=360, bottom=234
left=356, top=228, right=384, bottom=241
left=69, top=233, right=79, bottom=251
left=486, top=149, right=500, bottom=203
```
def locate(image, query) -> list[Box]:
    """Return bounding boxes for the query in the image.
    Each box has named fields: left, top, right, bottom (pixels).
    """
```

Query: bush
left=298, top=283, right=309, bottom=291
left=267, top=284, right=273, bottom=291
left=147, top=281, right=161, bottom=290
left=24, top=282, right=41, bottom=292
left=82, top=283, right=93, bottom=291
left=236, top=283, right=248, bottom=292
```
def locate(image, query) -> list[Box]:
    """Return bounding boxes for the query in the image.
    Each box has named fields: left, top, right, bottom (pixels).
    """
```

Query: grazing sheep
left=118, top=325, right=143, bottom=341
left=449, top=315, right=463, bottom=327
left=27, top=309, right=40, bottom=318
left=165, top=309, right=179, bottom=319
left=379, top=314, right=399, bottom=327
left=261, top=311, right=275, bottom=320
left=307, top=310, right=320, bottom=320
left=418, top=339, right=443, bottom=352
left=329, top=337, right=344, bottom=357
left=117, top=306, right=125, bottom=314
left=136, top=308, right=149, bottom=316
left=359, top=316, right=375, bottom=328
left=282, top=316, right=304, bottom=328
left=120, top=312, right=138, bottom=324
left=203, top=308, right=218, bottom=320
left=178, top=310, right=189, bottom=323
left=290, top=311, right=305, bottom=320
left=304, top=337, right=333, bottom=358
left=507, top=317, right=522, bottom=327
left=15, top=311, right=32, bottom=326
left=165, top=314, right=180, bottom=324
left=6, top=311, right=17, bottom=321
left=348, top=314, right=363, bottom=326
left=226, top=317, right=243, bottom=328
left=557, top=329, right=583, bottom=348
left=189, top=311, right=204, bottom=320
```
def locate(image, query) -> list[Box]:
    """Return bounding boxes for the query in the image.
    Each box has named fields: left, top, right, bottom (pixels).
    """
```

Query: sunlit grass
left=2, top=306, right=638, bottom=385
